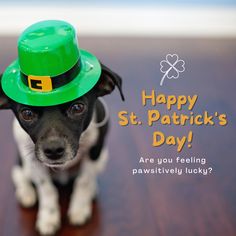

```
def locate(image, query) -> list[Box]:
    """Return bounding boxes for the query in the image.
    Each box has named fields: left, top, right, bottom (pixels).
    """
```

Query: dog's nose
left=43, top=139, right=65, bottom=160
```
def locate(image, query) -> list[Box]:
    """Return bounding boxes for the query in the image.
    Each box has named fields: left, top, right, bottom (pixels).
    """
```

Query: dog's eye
left=20, top=109, right=36, bottom=121
left=68, top=103, right=85, bottom=116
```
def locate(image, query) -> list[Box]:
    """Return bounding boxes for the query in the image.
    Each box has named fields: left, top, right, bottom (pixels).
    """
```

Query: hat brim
left=1, top=49, right=101, bottom=106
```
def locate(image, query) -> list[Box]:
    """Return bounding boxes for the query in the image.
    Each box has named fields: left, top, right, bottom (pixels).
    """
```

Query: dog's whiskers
left=49, top=167, right=61, bottom=172
left=23, top=149, right=35, bottom=158
left=22, top=142, right=34, bottom=149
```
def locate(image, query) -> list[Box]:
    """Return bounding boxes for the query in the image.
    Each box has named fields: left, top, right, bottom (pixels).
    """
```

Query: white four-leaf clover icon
left=160, top=54, right=185, bottom=86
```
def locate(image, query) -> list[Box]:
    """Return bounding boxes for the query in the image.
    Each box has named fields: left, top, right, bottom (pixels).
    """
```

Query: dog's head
left=0, top=64, right=124, bottom=166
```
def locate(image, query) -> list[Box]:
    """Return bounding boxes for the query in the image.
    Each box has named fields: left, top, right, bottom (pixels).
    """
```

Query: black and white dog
left=0, top=63, right=124, bottom=235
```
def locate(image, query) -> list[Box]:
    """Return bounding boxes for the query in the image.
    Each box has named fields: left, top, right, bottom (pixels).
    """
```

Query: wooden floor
left=0, top=37, right=236, bottom=236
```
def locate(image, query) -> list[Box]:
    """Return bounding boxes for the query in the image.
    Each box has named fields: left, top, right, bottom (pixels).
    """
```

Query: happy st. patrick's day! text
left=118, top=90, right=228, bottom=152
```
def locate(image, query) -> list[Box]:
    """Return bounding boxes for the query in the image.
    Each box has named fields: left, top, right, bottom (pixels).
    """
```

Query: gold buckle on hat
left=28, top=75, right=53, bottom=92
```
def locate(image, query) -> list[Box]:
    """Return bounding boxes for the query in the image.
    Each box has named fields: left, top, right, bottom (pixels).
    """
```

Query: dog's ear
left=0, top=74, right=10, bottom=109
left=95, top=63, right=125, bottom=101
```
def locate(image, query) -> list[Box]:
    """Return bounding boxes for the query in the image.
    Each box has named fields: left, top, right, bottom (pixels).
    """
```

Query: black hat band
left=21, top=59, right=81, bottom=92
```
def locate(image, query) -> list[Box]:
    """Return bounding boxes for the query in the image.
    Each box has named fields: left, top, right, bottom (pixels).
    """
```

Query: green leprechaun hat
left=1, top=20, right=101, bottom=106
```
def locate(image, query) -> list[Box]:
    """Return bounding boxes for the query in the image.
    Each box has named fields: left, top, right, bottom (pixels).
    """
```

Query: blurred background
left=0, top=1, right=236, bottom=236
left=0, top=0, right=236, bottom=37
